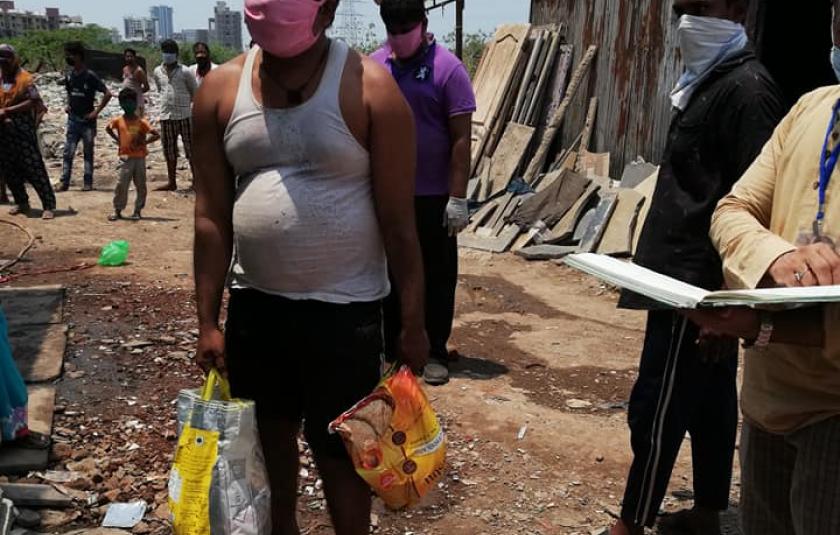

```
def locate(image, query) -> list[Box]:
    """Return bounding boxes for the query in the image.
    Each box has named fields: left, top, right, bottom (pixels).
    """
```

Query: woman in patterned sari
left=0, top=44, right=55, bottom=219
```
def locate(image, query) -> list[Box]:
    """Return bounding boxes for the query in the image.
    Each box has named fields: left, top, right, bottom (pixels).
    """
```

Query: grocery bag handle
left=201, top=368, right=232, bottom=402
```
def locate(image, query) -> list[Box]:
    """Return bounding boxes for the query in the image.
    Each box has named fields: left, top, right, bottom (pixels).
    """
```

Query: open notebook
left=564, top=253, right=840, bottom=309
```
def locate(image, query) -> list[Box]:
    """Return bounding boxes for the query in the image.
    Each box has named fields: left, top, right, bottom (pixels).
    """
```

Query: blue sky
left=13, top=1, right=531, bottom=42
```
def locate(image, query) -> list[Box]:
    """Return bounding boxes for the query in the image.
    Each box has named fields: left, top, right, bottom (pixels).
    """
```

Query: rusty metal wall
left=531, top=0, right=682, bottom=177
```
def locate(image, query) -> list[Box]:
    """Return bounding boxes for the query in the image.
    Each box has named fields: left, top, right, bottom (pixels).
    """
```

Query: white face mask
left=162, top=52, right=178, bottom=65
left=671, top=14, right=748, bottom=110
left=677, top=14, right=747, bottom=75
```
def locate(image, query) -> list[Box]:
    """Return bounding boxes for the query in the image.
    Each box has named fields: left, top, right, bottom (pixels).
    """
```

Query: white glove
left=443, top=196, right=469, bottom=237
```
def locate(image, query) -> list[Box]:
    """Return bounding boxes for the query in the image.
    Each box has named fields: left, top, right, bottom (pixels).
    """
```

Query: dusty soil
left=0, top=166, right=740, bottom=534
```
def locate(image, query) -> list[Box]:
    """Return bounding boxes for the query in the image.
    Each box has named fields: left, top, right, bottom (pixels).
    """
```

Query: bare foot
left=155, top=183, right=177, bottom=192
left=41, top=210, right=55, bottom=220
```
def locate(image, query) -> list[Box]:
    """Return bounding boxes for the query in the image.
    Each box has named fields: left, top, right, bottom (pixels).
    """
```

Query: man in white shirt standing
left=188, top=42, right=218, bottom=87
left=152, top=39, right=197, bottom=191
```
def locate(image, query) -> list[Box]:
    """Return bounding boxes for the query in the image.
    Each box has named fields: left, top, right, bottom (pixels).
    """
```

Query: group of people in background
left=0, top=0, right=838, bottom=533
left=0, top=39, right=217, bottom=221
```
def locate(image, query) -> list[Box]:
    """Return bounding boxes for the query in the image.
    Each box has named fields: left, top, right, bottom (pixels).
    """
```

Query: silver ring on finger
left=794, top=269, right=808, bottom=283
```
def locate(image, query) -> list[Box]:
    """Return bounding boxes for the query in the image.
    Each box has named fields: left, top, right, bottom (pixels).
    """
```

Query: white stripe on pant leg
left=634, top=316, right=688, bottom=526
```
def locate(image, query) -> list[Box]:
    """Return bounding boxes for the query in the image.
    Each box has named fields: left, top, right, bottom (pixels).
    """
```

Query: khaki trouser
left=740, top=416, right=840, bottom=534
left=114, top=157, right=147, bottom=214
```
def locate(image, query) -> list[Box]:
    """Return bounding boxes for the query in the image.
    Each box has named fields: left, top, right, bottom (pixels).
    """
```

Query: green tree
left=4, top=25, right=241, bottom=73
left=444, top=30, right=490, bottom=78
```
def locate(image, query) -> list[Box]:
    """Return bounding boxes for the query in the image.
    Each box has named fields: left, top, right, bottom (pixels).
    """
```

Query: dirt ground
left=0, top=166, right=741, bottom=534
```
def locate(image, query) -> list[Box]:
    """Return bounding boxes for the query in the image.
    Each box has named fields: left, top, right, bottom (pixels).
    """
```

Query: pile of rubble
left=33, top=72, right=171, bottom=186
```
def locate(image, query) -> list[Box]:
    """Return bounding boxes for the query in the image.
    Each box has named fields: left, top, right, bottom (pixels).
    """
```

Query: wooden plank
left=540, top=44, right=573, bottom=127
left=577, top=98, right=599, bottom=157
left=523, top=45, right=598, bottom=183
left=471, top=24, right=532, bottom=175
left=485, top=193, right=514, bottom=231
left=481, top=54, right=528, bottom=168
left=7, top=324, right=67, bottom=383
left=520, top=31, right=552, bottom=125
left=525, top=31, right=562, bottom=126
left=466, top=199, right=499, bottom=233
left=482, top=123, right=536, bottom=200
left=0, top=286, right=64, bottom=327
left=0, top=484, right=73, bottom=508
left=578, top=151, right=612, bottom=180
left=458, top=224, right=521, bottom=253
left=511, top=31, right=544, bottom=123
left=0, top=449, right=48, bottom=475
left=597, top=189, right=645, bottom=257
left=577, top=192, right=619, bottom=253
left=491, top=196, right=521, bottom=236
left=26, top=385, right=55, bottom=436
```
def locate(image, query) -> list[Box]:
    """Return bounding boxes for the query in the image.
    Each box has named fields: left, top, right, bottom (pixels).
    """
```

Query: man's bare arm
left=448, top=113, right=472, bottom=198
left=193, top=67, right=237, bottom=373
left=364, top=57, right=429, bottom=372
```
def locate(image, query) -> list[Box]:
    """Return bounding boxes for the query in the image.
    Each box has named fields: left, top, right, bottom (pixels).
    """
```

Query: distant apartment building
left=149, top=5, right=174, bottom=40
left=181, top=29, right=210, bottom=44
left=124, top=16, right=157, bottom=43
left=209, top=2, right=242, bottom=51
left=0, top=2, right=81, bottom=38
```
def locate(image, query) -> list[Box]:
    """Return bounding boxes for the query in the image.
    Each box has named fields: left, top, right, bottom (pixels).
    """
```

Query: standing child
left=105, top=88, right=159, bottom=221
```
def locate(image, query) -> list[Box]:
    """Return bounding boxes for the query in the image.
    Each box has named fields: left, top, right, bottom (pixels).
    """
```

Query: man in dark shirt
left=59, top=41, right=112, bottom=192
left=605, top=1, right=786, bottom=534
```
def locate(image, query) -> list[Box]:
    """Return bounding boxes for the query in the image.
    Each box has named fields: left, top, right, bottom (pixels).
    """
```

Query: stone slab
left=458, top=225, right=522, bottom=253
left=619, top=161, right=659, bottom=189
left=515, top=245, right=578, bottom=261
left=0, top=483, right=72, bottom=508
left=548, top=183, right=601, bottom=244
left=7, top=324, right=67, bottom=383
left=577, top=192, right=619, bottom=253
left=598, top=189, right=645, bottom=257
left=0, top=287, right=64, bottom=327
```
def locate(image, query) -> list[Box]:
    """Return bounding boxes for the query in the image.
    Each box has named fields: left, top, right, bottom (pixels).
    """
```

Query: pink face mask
left=245, top=0, right=326, bottom=59
left=388, top=23, right=424, bottom=59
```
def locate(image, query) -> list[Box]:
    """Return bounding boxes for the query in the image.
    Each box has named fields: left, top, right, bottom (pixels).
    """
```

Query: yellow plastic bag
left=329, top=366, right=447, bottom=509
left=169, top=370, right=271, bottom=535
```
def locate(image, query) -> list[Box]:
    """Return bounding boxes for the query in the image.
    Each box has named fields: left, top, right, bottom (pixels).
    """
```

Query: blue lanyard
left=817, top=99, right=840, bottom=233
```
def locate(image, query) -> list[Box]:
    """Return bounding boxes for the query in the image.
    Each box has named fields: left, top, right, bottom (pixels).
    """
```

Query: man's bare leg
left=157, top=159, right=178, bottom=191
left=258, top=418, right=302, bottom=535
left=315, top=453, right=371, bottom=535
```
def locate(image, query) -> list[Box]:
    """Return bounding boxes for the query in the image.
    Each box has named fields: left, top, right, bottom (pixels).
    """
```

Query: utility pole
left=425, top=0, right=465, bottom=59
left=455, top=0, right=464, bottom=59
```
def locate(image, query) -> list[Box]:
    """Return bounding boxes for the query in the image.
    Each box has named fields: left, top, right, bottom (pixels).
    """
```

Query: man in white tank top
left=192, top=1, right=429, bottom=534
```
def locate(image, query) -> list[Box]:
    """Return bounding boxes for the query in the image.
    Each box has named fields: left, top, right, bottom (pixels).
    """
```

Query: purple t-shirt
left=372, top=41, right=477, bottom=197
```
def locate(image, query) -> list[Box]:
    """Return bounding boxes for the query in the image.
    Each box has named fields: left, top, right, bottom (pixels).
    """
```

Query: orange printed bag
left=329, top=366, right=446, bottom=509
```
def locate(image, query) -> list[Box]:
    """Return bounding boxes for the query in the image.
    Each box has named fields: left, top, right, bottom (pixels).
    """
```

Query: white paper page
left=704, top=285, right=840, bottom=307
left=564, top=253, right=709, bottom=308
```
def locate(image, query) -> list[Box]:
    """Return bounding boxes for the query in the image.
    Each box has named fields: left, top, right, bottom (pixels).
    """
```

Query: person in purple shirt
left=373, top=0, right=476, bottom=385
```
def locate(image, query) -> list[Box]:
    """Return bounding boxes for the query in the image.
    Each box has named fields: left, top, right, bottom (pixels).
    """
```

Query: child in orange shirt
left=105, top=88, right=159, bottom=221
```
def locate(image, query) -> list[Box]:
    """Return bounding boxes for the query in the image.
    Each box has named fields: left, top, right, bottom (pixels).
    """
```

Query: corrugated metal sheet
left=531, top=0, right=682, bottom=177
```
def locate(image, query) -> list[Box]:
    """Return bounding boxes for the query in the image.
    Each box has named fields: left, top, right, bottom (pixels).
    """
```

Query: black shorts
left=225, top=289, right=384, bottom=459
